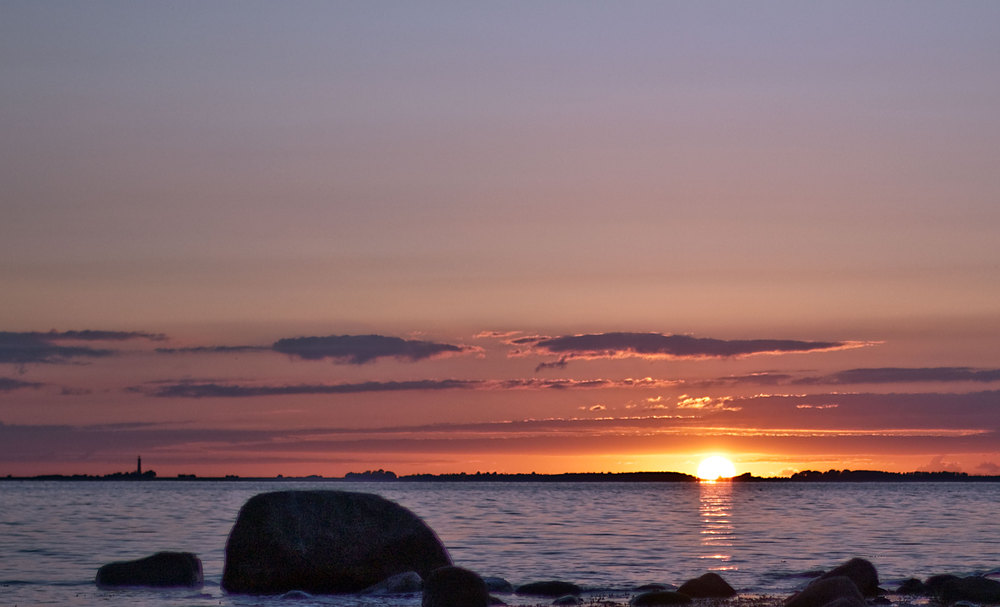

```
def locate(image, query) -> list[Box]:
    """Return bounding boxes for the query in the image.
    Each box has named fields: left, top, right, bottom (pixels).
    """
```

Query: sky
left=2, top=1, right=999, bottom=478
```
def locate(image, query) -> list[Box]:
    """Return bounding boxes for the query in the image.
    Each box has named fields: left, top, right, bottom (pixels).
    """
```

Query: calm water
left=2, top=481, right=999, bottom=606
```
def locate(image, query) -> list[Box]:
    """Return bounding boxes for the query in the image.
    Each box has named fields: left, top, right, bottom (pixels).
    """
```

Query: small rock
left=553, top=595, right=582, bottom=606
left=422, top=566, right=490, bottom=607
left=636, top=584, right=676, bottom=592
left=361, top=571, right=423, bottom=595
left=785, top=576, right=865, bottom=607
left=938, top=576, right=1000, bottom=604
left=896, top=578, right=926, bottom=595
left=95, top=551, right=203, bottom=588
left=817, top=558, right=879, bottom=597
left=631, top=590, right=693, bottom=606
left=678, top=572, right=737, bottom=598
left=516, top=581, right=582, bottom=597
left=483, top=577, right=514, bottom=593
left=489, top=596, right=507, bottom=606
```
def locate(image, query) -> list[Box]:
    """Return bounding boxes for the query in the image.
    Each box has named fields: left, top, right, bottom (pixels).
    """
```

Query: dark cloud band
left=0, top=330, right=164, bottom=364
left=272, top=334, right=472, bottom=364
left=522, top=332, right=856, bottom=362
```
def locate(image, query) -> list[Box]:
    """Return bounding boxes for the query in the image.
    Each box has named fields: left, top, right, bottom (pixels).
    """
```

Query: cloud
left=917, top=455, right=964, bottom=473
left=519, top=332, right=862, bottom=364
left=0, top=330, right=165, bottom=364
left=271, top=334, right=475, bottom=364
left=137, top=376, right=682, bottom=398
left=797, top=367, right=1000, bottom=385
left=0, top=377, right=44, bottom=392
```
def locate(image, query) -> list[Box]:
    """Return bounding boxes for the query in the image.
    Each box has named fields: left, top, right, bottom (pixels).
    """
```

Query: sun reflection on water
left=698, top=480, right=736, bottom=571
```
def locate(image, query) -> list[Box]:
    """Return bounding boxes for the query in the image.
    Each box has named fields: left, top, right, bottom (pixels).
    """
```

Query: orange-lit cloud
left=514, top=332, right=869, bottom=367
left=136, top=376, right=683, bottom=398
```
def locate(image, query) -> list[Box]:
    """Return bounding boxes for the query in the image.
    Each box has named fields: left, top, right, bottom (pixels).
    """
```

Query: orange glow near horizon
left=696, top=456, right=737, bottom=480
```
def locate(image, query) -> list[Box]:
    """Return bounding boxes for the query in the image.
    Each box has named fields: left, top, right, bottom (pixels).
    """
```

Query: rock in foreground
left=95, top=551, right=203, bottom=587
left=937, top=576, right=1000, bottom=604
left=785, top=576, right=865, bottom=607
left=678, top=572, right=737, bottom=598
left=422, top=566, right=490, bottom=607
left=222, top=490, right=451, bottom=594
left=631, top=590, right=693, bottom=606
left=817, top=558, right=879, bottom=597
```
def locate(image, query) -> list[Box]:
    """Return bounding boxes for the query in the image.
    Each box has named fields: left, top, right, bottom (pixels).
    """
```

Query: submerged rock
left=221, top=490, right=451, bottom=594
left=678, top=572, right=737, bottom=598
left=516, top=581, right=582, bottom=597
left=817, top=558, right=880, bottom=596
left=631, top=590, right=693, bottom=606
left=785, top=576, right=865, bottom=607
left=95, top=551, right=203, bottom=588
left=422, top=566, right=489, bottom=607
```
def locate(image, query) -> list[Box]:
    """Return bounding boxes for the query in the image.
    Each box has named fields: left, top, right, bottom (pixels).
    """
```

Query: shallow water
left=1, top=480, right=998, bottom=606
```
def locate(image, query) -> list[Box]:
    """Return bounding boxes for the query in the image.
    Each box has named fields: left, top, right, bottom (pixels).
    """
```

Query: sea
left=2, top=480, right=999, bottom=607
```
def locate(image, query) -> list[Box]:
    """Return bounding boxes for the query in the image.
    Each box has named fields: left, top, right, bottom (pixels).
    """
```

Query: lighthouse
left=137, top=455, right=142, bottom=476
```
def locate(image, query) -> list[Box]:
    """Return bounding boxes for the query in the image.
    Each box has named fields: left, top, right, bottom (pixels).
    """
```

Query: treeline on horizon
left=5, top=468, right=1000, bottom=482
left=344, top=468, right=1000, bottom=483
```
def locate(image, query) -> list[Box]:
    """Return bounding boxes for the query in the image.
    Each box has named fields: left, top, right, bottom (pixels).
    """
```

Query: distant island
left=3, top=467, right=1000, bottom=482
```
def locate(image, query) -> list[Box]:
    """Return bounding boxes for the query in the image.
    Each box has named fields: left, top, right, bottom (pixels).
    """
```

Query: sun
left=696, top=455, right=736, bottom=481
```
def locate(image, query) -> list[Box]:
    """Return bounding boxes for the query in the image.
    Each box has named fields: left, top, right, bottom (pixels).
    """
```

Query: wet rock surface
left=422, top=566, right=490, bottom=607
left=221, top=490, right=451, bottom=594
left=95, top=551, right=203, bottom=588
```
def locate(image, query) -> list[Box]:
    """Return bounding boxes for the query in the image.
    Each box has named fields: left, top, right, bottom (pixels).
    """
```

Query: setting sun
left=697, top=456, right=737, bottom=481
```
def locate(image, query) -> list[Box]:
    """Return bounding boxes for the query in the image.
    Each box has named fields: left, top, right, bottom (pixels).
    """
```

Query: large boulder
left=817, top=558, right=879, bottom=597
left=422, top=566, right=490, bottom=607
left=937, top=576, right=1000, bottom=604
left=678, top=572, right=737, bottom=598
left=785, top=576, right=866, bottom=607
left=95, top=551, right=203, bottom=587
left=222, top=490, right=451, bottom=594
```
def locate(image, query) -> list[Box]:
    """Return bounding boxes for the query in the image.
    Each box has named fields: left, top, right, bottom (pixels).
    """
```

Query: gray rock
left=222, top=490, right=451, bottom=594
left=938, top=576, right=1000, bottom=604
left=483, top=577, right=514, bottom=593
left=95, top=551, right=203, bottom=588
left=678, top=572, right=737, bottom=598
left=553, top=595, right=582, bottom=605
left=630, top=590, right=693, bottom=606
left=422, top=566, right=490, bottom=607
left=817, top=558, right=879, bottom=597
left=361, top=571, right=423, bottom=595
left=516, top=581, right=582, bottom=597
left=785, top=576, right=865, bottom=607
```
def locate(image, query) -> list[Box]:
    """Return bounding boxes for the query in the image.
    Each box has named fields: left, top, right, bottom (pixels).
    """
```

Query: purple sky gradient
left=1, top=1, right=998, bottom=477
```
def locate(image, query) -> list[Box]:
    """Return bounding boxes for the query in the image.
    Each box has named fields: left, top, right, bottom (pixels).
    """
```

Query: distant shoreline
left=4, top=470, right=1000, bottom=482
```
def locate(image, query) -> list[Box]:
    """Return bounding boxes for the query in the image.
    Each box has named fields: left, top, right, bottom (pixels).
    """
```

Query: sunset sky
left=2, top=1, right=999, bottom=478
